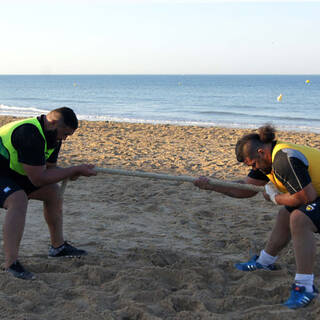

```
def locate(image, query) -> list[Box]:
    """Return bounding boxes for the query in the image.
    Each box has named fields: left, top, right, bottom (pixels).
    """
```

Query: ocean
left=0, top=75, right=319, bottom=133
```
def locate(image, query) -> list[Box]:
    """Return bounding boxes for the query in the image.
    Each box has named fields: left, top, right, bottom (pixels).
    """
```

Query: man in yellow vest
left=194, top=124, right=320, bottom=309
left=0, top=107, right=96, bottom=280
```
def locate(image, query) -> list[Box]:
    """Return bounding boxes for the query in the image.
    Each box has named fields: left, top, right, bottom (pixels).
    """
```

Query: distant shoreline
left=0, top=114, right=319, bottom=135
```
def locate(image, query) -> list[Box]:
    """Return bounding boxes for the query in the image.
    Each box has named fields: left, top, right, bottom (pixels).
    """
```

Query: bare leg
left=3, top=190, right=28, bottom=268
left=265, top=207, right=291, bottom=256
left=29, top=183, right=64, bottom=248
left=290, top=209, right=317, bottom=274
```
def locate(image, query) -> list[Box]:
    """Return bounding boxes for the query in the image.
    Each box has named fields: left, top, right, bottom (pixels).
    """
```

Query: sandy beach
left=0, top=116, right=319, bottom=320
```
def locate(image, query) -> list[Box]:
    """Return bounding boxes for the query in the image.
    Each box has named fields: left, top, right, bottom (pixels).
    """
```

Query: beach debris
left=277, top=94, right=283, bottom=102
left=305, top=79, right=311, bottom=84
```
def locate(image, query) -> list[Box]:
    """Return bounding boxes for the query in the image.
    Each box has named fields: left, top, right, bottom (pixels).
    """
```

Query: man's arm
left=268, top=148, right=317, bottom=206
left=273, top=183, right=317, bottom=207
left=194, top=175, right=267, bottom=198
left=23, top=163, right=96, bottom=187
left=46, top=162, right=57, bottom=169
left=46, top=161, right=82, bottom=181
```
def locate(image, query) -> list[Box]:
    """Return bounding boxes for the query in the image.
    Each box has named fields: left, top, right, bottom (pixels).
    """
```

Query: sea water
left=0, top=74, right=319, bottom=133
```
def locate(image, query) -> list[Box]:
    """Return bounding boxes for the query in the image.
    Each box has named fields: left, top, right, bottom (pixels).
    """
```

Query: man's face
left=56, top=125, right=75, bottom=141
left=45, top=124, right=75, bottom=149
left=244, top=149, right=272, bottom=174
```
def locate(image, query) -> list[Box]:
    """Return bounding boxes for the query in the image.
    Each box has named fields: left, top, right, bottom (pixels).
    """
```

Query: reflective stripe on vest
left=266, top=141, right=320, bottom=195
left=0, top=118, right=55, bottom=175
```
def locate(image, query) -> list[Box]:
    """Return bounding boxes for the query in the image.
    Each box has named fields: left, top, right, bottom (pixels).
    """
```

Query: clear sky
left=1, top=0, right=319, bottom=74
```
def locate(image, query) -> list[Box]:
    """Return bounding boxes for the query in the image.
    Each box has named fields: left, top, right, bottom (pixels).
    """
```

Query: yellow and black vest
left=0, top=118, right=55, bottom=176
left=267, top=141, right=320, bottom=196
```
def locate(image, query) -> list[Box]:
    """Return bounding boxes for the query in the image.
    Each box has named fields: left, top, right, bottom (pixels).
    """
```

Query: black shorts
left=286, top=197, right=320, bottom=233
left=0, top=176, right=39, bottom=208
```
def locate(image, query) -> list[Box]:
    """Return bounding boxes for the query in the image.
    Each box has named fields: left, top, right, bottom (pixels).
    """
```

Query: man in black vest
left=0, top=107, right=96, bottom=279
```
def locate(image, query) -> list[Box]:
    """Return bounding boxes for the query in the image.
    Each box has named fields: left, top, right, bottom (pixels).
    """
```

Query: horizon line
left=0, top=73, right=319, bottom=76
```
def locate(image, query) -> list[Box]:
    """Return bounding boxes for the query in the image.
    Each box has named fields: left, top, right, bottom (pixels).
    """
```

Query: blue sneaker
left=283, top=284, right=318, bottom=309
left=235, top=254, right=277, bottom=271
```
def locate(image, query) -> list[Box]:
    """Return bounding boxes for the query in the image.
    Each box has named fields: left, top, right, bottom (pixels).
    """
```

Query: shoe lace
left=49, top=240, right=73, bottom=250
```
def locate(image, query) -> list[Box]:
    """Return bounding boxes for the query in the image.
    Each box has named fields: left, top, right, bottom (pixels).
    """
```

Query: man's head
left=235, top=124, right=276, bottom=174
left=45, top=107, right=78, bottom=145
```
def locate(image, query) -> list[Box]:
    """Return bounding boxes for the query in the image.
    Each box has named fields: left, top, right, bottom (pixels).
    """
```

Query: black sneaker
left=6, top=260, right=36, bottom=280
left=48, top=241, right=87, bottom=258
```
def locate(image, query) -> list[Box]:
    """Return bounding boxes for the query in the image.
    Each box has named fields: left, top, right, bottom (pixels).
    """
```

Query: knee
left=4, top=190, right=28, bottom=211
left=47, top=183, right=60, bottom=195
left=43, top=183, right=62, bottom=201
left=275, top=207, right=291, bottom=226
left=45, top=184, right=62, bottom=203
left=290, top=209, right=310, bottom=233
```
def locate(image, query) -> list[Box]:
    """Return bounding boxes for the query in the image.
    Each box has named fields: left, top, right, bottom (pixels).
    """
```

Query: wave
left=49, top=98, right=94, bottom=104
left=0, top=104, right=49, bottom=116
left=0, top=104, right=318, bottom=133
left=76, top=114, right=320, bottom=133
left=198, top=110, right=320, bottom=123
left=5, top=97, right=94, bottom=104
left=7, top=97, right=48, bottom=102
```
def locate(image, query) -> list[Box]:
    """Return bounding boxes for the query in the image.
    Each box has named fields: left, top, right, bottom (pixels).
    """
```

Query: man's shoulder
left=13, top=122, right=42, bottom=136
left=12, top=123, right=45, bottom=148
left=274, top=148, right=308, bottom=166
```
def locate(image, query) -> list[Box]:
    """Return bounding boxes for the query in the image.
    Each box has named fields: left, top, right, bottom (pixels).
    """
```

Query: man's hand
left=193, top=176, right=212, bottom=190
left=264, top=182, right=280, bottom=204
left=23, top=163, right=97, bottom=187
left=72, top=164, right=97, bottom=178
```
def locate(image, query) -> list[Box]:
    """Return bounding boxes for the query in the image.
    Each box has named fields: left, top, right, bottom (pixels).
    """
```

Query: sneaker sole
left=48, top=254, right=88, bottom=259
left=5, top=269, right=36, bottom=280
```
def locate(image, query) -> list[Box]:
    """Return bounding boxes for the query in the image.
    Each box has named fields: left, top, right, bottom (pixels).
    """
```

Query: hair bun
left=258, top=124, right=276, bottom=143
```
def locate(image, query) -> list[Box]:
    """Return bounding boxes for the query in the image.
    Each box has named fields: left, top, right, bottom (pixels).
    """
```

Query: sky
left=0, top=0, right=319, bottom=75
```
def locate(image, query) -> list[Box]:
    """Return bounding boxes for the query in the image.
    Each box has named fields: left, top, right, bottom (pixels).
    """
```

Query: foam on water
left=0, top=103, right=319, bottom=133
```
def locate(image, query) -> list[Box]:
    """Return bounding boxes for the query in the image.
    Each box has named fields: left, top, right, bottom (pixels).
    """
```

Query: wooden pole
left=59, top=167, right=265, bottom=195
left=94, top=167, right=264, bottom=193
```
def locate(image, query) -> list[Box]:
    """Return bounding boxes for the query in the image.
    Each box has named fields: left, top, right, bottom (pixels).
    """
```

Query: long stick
left=95, top=167, right=264, bottom=193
